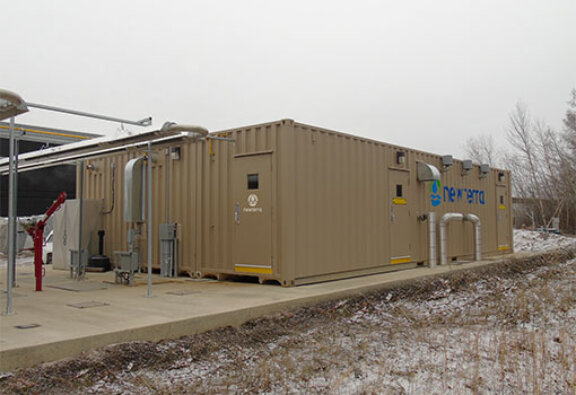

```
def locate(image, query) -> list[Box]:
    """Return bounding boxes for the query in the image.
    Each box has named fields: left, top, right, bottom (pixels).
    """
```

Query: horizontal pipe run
left=26, top=102, right=151, bottom=127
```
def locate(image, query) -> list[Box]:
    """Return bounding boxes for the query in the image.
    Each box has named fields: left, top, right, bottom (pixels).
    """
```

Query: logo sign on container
left=430, top=180, right=486, bottom=207
left=244, top=194, right=262, bottom=213
left=430, top=180, right=442, bottom=207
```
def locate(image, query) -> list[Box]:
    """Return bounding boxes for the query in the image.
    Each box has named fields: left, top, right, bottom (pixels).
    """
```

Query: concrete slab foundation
left=0, top=254, right=529, bottom=372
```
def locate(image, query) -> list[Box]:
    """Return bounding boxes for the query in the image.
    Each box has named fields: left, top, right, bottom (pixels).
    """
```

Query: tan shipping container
left=81, top=119, right=513, bottom=286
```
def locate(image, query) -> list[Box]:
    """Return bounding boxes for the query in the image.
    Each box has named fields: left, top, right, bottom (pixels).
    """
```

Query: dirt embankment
left=3, top=247, right=576, bottom=394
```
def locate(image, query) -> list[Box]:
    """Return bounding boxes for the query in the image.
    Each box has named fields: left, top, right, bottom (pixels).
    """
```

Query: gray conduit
left=439, top=213, right=464, bottom=266
left=464, top=213, right=482, bottom=261
left=439, top=212, right=482, bottom=265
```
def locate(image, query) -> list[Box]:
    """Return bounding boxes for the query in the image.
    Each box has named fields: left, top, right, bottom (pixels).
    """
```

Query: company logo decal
left=248, top=194, right=259, bottom=207
left=244, top=194, right=262, bottom=213
left=430, top=180, right=442, bottom=207
left=430, top=182, right=486, bottom=207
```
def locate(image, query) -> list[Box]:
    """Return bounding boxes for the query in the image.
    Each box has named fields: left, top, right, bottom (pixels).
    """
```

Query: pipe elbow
left=439, top=213, right=464, bottom=226
left=464, top=213, right=480, bottom=224
left=161, top=122, right=209, bottom=137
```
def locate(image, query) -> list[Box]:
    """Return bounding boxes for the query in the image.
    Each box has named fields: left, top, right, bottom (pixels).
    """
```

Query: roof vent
left=462, top=160, right=473, bottom=176
left=480, top=164, right=490, bottom=178
left=442, top=155, right=453, bottom=171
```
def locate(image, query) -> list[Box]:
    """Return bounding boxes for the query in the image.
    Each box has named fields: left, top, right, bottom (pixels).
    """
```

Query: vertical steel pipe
left=11, top=139, right=19, bottom=286
left=428, top=212, right=437, bottom=268
left=4, top=117, right=16, bottom=315
left=464, top=214, right=482, bottom=261
left=77, top=161, right=84, bottom=279
left=165, top=148, right=170, bottom=223
left=147, top=141, right=153, bottom=298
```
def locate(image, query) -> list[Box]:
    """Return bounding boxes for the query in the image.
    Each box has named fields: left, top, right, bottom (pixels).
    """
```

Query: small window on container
left=396, top=184, right=403, bottom=197
left=500, top=195, right=504, bottom=205
left=247, top=174, right=259, bottom=190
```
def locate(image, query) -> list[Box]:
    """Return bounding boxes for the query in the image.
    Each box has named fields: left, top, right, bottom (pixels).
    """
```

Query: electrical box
left=159, top=223, right=178, bottom=277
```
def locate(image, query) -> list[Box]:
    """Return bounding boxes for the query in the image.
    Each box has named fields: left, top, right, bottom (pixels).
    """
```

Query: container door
left=389, top=169, right=412, bottom=264
left=496, top=185, right=511, bottom=252
left=232, top=154, right=273, bottom=274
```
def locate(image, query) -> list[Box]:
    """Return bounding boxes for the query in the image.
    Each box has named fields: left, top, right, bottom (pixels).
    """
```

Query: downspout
left=439, top=213, right=464, bottom=266
left=428, top=212, right=437, bottom=268
left=165, top=148, right=170, bottom=223
left=464, top=213, right=482, bottom=261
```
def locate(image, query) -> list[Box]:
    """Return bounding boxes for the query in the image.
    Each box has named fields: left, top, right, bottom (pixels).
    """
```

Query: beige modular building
left=81, top=119, right=513, bottom=286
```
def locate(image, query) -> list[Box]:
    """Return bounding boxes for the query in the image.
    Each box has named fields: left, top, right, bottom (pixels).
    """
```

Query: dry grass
left=2, top=248, right=576, bottom=394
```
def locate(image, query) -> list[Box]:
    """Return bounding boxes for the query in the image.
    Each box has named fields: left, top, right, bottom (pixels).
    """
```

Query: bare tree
left=563, top=88, right=576, bottom=150
left=463, top=92, right=576, bottom=232
left=561, top=88, right=576, bottom=232
left=464, top=133, right=503, bottom=167
left=505, top=102, right=572, bottom=230
left=506, top=103, right=548, bottom=227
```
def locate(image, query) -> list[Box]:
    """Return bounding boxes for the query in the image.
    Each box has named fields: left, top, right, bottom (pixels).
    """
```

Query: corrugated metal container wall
left=166, top=140, right=203, bottom=275
left=83, top=153, right=131, bottom=262
left=83, top=143, right=204, bottom=274
left=79, top=119, right=512, bottom=286
left=278, top=121, right=511, bottom=284
left=410, top=153, right=508, bottom=259
left=287, top=124, right=392, bottom=282
left=198, top=121, right=281, bottom=277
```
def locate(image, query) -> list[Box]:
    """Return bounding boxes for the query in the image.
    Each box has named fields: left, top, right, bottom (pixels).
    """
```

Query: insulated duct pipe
left=429, top=212, right=437, bottom=268
left=160, top=122, right=208, bottom=137
left=439, top=213, right=464, bottom=266
left=464, top=213, right=482, bottom=261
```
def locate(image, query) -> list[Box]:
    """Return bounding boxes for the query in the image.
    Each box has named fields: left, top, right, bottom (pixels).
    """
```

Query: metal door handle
left=235, top=202, right=240, bottom=224
left=390, top=206, right=395, bottom=223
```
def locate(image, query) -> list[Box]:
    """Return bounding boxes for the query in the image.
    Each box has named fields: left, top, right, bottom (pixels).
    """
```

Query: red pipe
left=33, top=227, right=44, bottom=291
left=27, top=192, right=67, bottom=291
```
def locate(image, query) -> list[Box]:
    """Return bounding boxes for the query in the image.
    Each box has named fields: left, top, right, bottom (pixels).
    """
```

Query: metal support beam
left=26, top=102, right=151, bottom=127
left=147, top=141, right=153, bottom=298
left=77, top=161, right=85, bottom=279
left=3, top=117, right=16, bottom=315
left=11, top=139, right=18, bottom=286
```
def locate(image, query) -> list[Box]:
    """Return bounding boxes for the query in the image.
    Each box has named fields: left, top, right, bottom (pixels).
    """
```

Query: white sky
left=2, top=0, right=575, bottom=158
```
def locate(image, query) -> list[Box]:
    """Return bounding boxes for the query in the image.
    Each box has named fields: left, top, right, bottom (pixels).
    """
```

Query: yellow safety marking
left=498, top=245, right=510, bottom=251
left=208, top=138, right=215, bottom=156
left=0, top=125, right=90, bottom=140
left=498, top=205, right=506, bottom=210
left=393, top=197, right=407, bottom=205
left=390, top=257, right=411, bottom=265
left=234, top=265, right=273, bottom=274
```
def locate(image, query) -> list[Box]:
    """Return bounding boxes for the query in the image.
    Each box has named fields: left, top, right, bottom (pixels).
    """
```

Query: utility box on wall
left=80, top=119, right=513, bottom=286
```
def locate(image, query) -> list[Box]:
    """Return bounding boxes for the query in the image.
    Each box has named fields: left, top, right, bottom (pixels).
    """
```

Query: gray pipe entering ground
left=464, top=213, right=482, bottom=261
left=438, top=212, right=482, bottom=266
left=439, top=213, right=464, bottom=266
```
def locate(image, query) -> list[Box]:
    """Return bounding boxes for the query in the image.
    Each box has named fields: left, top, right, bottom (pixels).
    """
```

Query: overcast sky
left=2, top=0, right=575, bottom=158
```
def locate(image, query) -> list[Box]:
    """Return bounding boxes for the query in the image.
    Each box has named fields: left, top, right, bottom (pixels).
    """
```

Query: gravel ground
left=2, top=231, right=576, bottom=394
